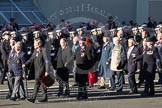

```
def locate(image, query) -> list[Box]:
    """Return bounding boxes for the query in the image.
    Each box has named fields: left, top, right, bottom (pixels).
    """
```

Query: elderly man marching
left=135, top=37, right=162, bottom=96
left=126, top=38, right=141, bottom=94
left=22, top=39, right=49, bottom=103
left=10, top=42, right=26, bottom=101
left=109, top=37, right=127, bottom=94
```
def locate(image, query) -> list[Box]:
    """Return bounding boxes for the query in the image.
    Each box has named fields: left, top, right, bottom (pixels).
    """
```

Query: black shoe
left=149, top=92, right=155, bottom=96
left=98, top=86, right=105, bottom=89
left=129, top=90, right=138, bottom=94
left=38, top=99, right=47, bottom=102
left=76, top=96, right=83, bottom=100
left=19, top=97, right=26, bottom=100
left=63, top=93, right=70, bottom=97
left=6, top=95, right=11, bottom=99
left=109, top=87, right=115, bottom=91
left=141, top=92, right=149, bottom=97
left=64, top=89, right=70, bottom=96
left=116, top=90, right=122, bottom=95
left=82, top=95, right=88, bottom=100
left=27, top=98, right=35, bottom=103
left=10, top=97, right=16, bottom=101
left=56, top=92, right=63, bottom=97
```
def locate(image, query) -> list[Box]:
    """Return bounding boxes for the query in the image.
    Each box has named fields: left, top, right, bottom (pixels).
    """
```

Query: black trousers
left=128, top=71, right=137, bottom=91
left=0, top=69, right=5, bottom=84
left=0, top=59, right=8, bottom=84
left=158, top=72, right=162, bottom=84
left=143, top=71, right=155, bottom=94
left=56, top=68, right=69, bottom=94
left=138, top=70, right=145, bottom=84
left=76, top=74, right=88, bottom=98
left=144, top=79, right=155, bottom=94
left=31, top=77, right=47, bottom=100
left=78, top=81, right=87, bottom=97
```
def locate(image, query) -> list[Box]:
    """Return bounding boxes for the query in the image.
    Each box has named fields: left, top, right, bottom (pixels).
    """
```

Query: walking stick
left=23, top=67, right=28, bottom=99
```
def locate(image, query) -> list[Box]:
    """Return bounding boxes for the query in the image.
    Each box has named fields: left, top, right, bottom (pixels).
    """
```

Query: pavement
left=0, top=73, right=162, bottom=108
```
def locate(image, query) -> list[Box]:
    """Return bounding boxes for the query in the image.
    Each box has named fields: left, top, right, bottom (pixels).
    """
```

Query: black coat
left=55, top=46, right=73, bottom=81
left=74, top=46, right=93, bottom=82
left=1, top=39, right=11, bottom=60
left=126, top=46, right=141, bottom=73
left=25, top=48, right=49, bottom=79
left=56, top=46, right=73, bottom=70
left=136, top=46, right=161, bottom=80
left=1, top=39, right=11, bottom=69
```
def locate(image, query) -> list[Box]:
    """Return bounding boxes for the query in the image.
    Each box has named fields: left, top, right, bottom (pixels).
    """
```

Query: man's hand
left=106, top=61, right=110, bottom=65
left=136, top=69, right=141, bottom=72
left=45, top=72, right=48, bottom=77
left=81, top=53, right=85, bottom=57
left=22, top=64, right=25, bottom=68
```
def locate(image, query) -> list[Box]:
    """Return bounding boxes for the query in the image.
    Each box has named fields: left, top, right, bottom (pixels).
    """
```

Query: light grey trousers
left=11, top=76, right=25, bottom=98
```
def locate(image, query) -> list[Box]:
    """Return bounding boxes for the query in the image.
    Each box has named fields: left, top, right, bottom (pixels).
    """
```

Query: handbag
left=88, top=71, right=98, bottom=85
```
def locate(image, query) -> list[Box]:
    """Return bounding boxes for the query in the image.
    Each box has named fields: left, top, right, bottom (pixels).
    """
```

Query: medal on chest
left=146, top=50, right=153, bottom=55
left=16, top=59, right=20, bottom=64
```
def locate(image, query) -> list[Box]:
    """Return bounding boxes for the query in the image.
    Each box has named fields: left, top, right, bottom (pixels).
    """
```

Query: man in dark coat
left=74, top=37, right=93, bottom=100
left=135, top=37, right=162, bottom=96
left=23, top=39, right=49, bottom=103
left=0, top=31, right=11, bottom=84
left=45, top=32, right=59, bottom=70
left=55, top=38, right=73, bottom=97
left=131, top=27, right=142, bottom=47
left=126, top=38, right=141, bottom=94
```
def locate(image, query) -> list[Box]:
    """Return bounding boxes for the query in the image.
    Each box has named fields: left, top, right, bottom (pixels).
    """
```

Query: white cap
left=48, top=32, right=54, bottom=35
left=2, top=31, right=10, bottom=35
left=69, top=31, right=75, bottom=34
left=33, top=31, right=40, bottom=34
left=141, top=24, right=147, bottom=27
left=21, top=33, right=28, bottom=36
left=97, top=28, right=102, bottom=31
left=110, top=28, right=116, bottom=32
left=117, top=27, right=123, bottom=31
left=76, top=28, right=82, bottom=32
left=10, top=31, right=16, bottom=35
left=91, top=29, right=96, bottom=32
left=56, top=29, right=61, bottom=33
left=155, top=27, right=160, bottom=31
left=97, top=26, right=105, bottom=30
